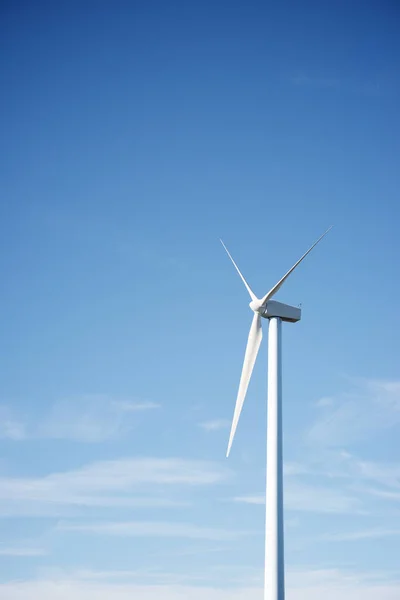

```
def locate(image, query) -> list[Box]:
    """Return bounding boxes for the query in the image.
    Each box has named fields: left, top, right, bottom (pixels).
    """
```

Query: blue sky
left=0, top=1, right=399, bottom=598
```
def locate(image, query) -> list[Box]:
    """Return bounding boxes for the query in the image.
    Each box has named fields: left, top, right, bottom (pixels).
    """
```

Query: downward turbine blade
left=260, top=226, right=333, bottom=306
left=226, top=312, right=263, bottom=457
left=220, top=239, right=257, bottom=302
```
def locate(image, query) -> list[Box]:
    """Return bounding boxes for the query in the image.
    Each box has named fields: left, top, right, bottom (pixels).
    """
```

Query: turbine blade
left=260, top=226, right=333, bottom=306
left=226, top=312, right=263, bottom=457
left=220, top=239, right=257, bottom=302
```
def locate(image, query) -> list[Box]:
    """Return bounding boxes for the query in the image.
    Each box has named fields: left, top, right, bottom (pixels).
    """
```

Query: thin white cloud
left=38, top=395, right=160, bottom=442
left=285, top=480, right=362, bottom=513
left=323, top=528, right=400, bottom=542
left=339, top=452, right=400, bottom=490
left=0, top=581, right=261, bottom=600
left=360, top=487, right=400, bottom=502
left=314, top=397, right=334, bottom=408
left=199, top=420, right=230, bottom=432
left=233, top=480, right=361, bottom=514
left=283, top=462, right=311, bottom=476
left=0, top=457, right=230, bottom=516
left=286, top=567, right=400, bottom=600
left=0, top=567, right=399, bottom=600
left=0, top=395, right=161, bottom=443
left=0, top=406, right=26, bottom=440
left=0, top=546, right=46, bottom=557
left=233, top=496, right=264, bottom=505
left=363, top=379, right=400, bottom=411
left=58, top=520, right=245, bottom=541
left=307, top=378, right=400, bottom=447
left=232, top=454, right=364, bottom=514
left=292, top=450, right=400, bottom=501
left=111, top=401, right=161, bottom=412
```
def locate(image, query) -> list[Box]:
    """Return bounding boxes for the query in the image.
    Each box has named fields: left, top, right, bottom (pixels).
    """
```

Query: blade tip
left=226, top=441, right=232, bottom=458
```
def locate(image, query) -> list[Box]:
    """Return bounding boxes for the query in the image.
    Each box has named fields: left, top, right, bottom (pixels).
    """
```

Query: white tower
left=221, top=228, right=331, bottom=600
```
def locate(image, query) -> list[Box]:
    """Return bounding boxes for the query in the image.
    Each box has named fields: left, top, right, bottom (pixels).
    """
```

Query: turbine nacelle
left=249, top=299, right=300, bottom=322
left=263, top=300, right=301, bottom=323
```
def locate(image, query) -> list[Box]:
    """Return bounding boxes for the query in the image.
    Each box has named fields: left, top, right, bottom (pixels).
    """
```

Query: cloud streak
left=0, top=567, right=399, bottom=600
left=232, top=458, right=363, bottom=514
left=323, top=528, right=400, bottom=542
left=58, top=520, right=245, bottom=541
left=0, top=546, right=46, bottom=557
left=307, top=378, right=400, bottom=447
left=0, top=396, right=161, bottom=443
left=38, top=395, right=161, bottom=442
left=0, top=406, right=26, bottom=440
left=199, top=420, right=230, bottom=432
left=0, top=457, right=230, bottom=516
left=233, top=480, right=361, bottom=514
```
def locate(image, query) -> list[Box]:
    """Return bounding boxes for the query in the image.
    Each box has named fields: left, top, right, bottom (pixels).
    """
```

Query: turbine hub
left=249, top=299, right=264, bottom=314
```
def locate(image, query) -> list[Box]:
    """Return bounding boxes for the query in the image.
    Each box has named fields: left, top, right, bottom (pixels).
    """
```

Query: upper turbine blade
left=226, top=312, right=263, bottom=457
left=220, top=240, right=257, bottom=302
left=260, top=226, right=333, bottom=306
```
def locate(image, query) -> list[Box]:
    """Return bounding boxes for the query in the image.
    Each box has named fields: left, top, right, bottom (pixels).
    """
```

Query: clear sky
left=0, top=1, right=399, bottom=598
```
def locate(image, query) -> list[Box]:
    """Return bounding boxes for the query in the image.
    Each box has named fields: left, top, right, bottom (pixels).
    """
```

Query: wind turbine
left=221, top=227, right=332, bottom=600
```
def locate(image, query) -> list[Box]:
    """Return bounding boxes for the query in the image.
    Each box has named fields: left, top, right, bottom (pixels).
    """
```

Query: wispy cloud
left=314, top=397, right=334, bottom=408
left=233, top=458, right=362, bottom=514
left=364, top=379, right=400, bottom=411
left=199, top=419, right=230, bottom=432
left=307, top=378, right=400, bottom=447
left=111, top=401, right=161, bottom=412
left=233, top=496, right=264, bottom=505
left=285, top=480, right=362, bottom=514
left=0, top=395, right=161, bottom=443
left=362, top=488, right=400, bottom=502
left=287, top=450, right=400, bottom=501
left=0, top=546, right=46, bottom=557
left=58, top=520, right=246, bottom=541
left=0, top=406, right=26, bottom=440
left=323, top=528, right=400, bottom=542
left=0, top=457, right=230, bottom=516
left=38, top=395, right=161, bottom=442
left=0, top=566, right=399, bottom=600
left=233, top=480, right=361, bottom=514
left=286, top=567, right=400, bottom=600
left=283, top=462, right=311, bottom=476
left=339, top=452, right=400, bottom=491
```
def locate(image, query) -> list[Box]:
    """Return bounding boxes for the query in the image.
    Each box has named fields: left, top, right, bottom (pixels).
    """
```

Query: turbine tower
left=221, top=227, right=332, bottom=600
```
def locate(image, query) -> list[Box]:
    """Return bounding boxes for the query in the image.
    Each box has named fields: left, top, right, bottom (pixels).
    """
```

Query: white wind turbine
left=221, top=227, right=332, bottom=600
